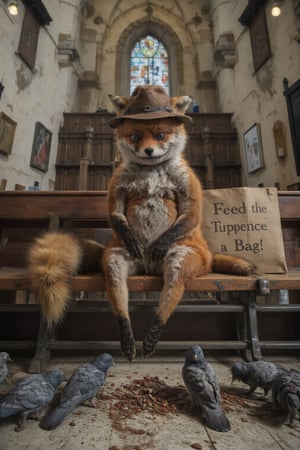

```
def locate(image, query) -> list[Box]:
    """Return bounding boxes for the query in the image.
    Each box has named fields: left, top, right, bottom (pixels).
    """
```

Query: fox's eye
left=130, top=134, right=140, bottom=142
left=155, top=132, right=165, bottom=140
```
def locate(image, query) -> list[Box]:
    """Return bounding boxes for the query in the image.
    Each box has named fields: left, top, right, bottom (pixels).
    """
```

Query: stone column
left=211, top=0, right=237, bottom=112
left=186, top=6, right=217, bottom=112
left=195, top=29, right=218, bottom=112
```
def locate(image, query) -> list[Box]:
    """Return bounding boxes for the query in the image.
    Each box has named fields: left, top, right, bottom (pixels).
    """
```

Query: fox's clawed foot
left=118, top=317, right=136, bottom=362
left=142, top=317, right=164, bottom=357
left=118, top=316, right=165, bottom=360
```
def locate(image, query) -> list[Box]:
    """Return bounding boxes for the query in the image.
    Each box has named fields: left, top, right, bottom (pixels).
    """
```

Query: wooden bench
left=0, top=190, right=299, bottom=372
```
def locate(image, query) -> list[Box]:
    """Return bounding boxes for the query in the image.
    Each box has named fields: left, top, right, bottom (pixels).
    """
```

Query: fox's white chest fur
left=117, top=161, right=188, bottom=247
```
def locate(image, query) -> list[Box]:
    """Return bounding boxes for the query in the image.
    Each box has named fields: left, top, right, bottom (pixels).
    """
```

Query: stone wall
left=78, top=0, right=216, bottom=112
left=212, top=0, right=300, bottom=188
left=0, top=0, right=82, bottom=190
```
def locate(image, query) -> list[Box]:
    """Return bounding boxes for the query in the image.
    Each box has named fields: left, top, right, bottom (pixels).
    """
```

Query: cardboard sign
left=202, top=187, right=287, bottom=274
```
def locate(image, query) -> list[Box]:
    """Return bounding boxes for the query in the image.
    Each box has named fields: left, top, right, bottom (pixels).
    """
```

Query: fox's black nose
left=145, top=147, right=154, bottom=157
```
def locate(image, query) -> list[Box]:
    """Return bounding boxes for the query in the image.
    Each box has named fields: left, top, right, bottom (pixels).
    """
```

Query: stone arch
left=115, top=18, right=184, bottom=96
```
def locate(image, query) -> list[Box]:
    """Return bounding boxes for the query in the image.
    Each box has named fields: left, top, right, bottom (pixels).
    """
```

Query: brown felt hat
left=109, top=85, right=192, bottom=128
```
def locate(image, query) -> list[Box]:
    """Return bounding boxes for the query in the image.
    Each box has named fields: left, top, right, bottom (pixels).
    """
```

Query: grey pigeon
left=272, top=369, right=300, bottom=428
left=40, top=353, right=114, bottom=430
left=231, top=360, right=283, bottom=396
left=182, top=344, right=230, bottom=432
left=0, top=352, right=11, bottom=384
left=0, top=369, right=64, bottom=431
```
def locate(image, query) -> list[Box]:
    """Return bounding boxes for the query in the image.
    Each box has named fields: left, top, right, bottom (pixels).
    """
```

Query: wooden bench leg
left=27, top=313, right=51, bottom=373
left=231, top=291, right=262, bottom=362
left=231, top=292, right=252, bottom=362
left=246, top=292, right=262, bottom=361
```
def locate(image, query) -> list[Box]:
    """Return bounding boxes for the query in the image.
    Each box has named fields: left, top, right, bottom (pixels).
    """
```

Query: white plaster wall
left=0, top=0, right=82, bottom=190
left=212, top=0, right=300, bottom=189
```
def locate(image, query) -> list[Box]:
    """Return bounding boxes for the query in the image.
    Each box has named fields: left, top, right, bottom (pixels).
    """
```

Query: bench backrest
left=0, top=190, right=299, bottom=270
left=278, top=192, right=300, bottom=270
left=0, top=191, right=110, bottom=267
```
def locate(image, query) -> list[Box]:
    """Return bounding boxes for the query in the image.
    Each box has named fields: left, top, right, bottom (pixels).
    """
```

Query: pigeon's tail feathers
left=201, top=406, right=231, bottom=432
left=27, top=232, right=83, bottom=327
left=40, top=404, right=74, bottom=430
left=0, top=407, right=20, bottom=422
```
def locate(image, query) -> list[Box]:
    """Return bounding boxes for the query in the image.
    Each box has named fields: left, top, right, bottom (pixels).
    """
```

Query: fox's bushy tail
left=28, top=232, right=103, bottom=326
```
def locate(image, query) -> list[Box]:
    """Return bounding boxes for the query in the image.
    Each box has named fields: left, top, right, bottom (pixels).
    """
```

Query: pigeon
left=182, top=344, right=230, bottom=432
left=231, top=360, right=283, bottom=396
left=40, top=353, right=114, bottom=430
left=0, top=352, right=11, bottom=385
left=272, top=369, right=300, bottom=428
left=0, top=369, right=64, bottom=431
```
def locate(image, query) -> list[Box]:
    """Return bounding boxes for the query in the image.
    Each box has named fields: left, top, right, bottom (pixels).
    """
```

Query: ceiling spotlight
left=7, top=0, right=18, bottom=16
left=271, top=1, right=282, bottom=17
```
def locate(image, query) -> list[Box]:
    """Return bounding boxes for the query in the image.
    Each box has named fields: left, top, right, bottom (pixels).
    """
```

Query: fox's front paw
left=126, top=237, right=144, bottom=259
left=118, top=317, right=136, bottom=362
left=148, top=242, right=169, bottom=261
left=142, top=317, right=164, bottom=357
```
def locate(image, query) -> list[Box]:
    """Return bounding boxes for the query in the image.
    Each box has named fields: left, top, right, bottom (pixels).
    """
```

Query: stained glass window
left=130, top=35, right=169, bottom=94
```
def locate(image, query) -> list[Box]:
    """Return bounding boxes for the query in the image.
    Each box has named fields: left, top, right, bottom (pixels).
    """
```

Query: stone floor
left=0, top=351, right=300, bottom=450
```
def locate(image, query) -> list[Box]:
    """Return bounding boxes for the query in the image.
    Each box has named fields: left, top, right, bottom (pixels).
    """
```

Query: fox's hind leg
left=103, top=246, right=136, bottom=361
left=142, top=244, right=212, bottom=357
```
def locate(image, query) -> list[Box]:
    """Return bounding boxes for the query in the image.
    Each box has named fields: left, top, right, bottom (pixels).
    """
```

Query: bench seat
left=0, top=267, right=300, bottom=291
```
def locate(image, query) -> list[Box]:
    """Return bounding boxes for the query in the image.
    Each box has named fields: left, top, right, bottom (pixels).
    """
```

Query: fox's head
left=115, top=118, right=190, bottom=166
left=108, top=87, right=192, bottom=166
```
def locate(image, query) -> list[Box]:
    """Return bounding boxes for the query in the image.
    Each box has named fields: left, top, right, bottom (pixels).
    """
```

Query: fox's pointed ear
left=171, top=95, right=193, bottom=114
left=108, top=95, right=129, bottom=116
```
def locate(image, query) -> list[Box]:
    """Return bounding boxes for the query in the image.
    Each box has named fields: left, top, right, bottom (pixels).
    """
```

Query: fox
left=102, top=85, right=255, bottom=362
left=27, top=85, right=254, bottom=358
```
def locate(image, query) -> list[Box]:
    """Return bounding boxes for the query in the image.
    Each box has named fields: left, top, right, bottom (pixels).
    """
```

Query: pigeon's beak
left=231, top=375, right=236, bottom=384
left=193, top=355, right=198, bottom=361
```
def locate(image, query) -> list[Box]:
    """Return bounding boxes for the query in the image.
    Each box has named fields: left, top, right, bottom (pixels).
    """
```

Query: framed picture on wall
left=30, top=122, right=52, bottom=172
left=249, top=7, right=271, bottom=72
left=0, top=112, right=17, bottom=155
left=17, top=8, right=40, bottom=69
left=243, top=123, right=265, bottom=173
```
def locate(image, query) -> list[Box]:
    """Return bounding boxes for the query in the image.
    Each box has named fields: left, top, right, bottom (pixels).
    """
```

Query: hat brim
left=109, top=111, right=193, bottom=128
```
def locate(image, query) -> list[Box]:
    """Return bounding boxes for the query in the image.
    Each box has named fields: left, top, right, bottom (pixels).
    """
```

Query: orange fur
left=28, top=232, right=103, bottom=326
left=212, top=253, right=254, bottom=276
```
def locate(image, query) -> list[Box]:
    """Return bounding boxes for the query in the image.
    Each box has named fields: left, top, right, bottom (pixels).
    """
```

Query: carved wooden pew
left=0, top=190, right=299, bottom=372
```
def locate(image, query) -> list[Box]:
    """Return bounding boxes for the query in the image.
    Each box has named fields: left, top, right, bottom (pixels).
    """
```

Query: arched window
left=130, top=35, right=169, bottom=94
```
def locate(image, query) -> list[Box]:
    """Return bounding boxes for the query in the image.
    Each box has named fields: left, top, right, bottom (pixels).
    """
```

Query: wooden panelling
left=55, top=112, right=242, bottom=190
